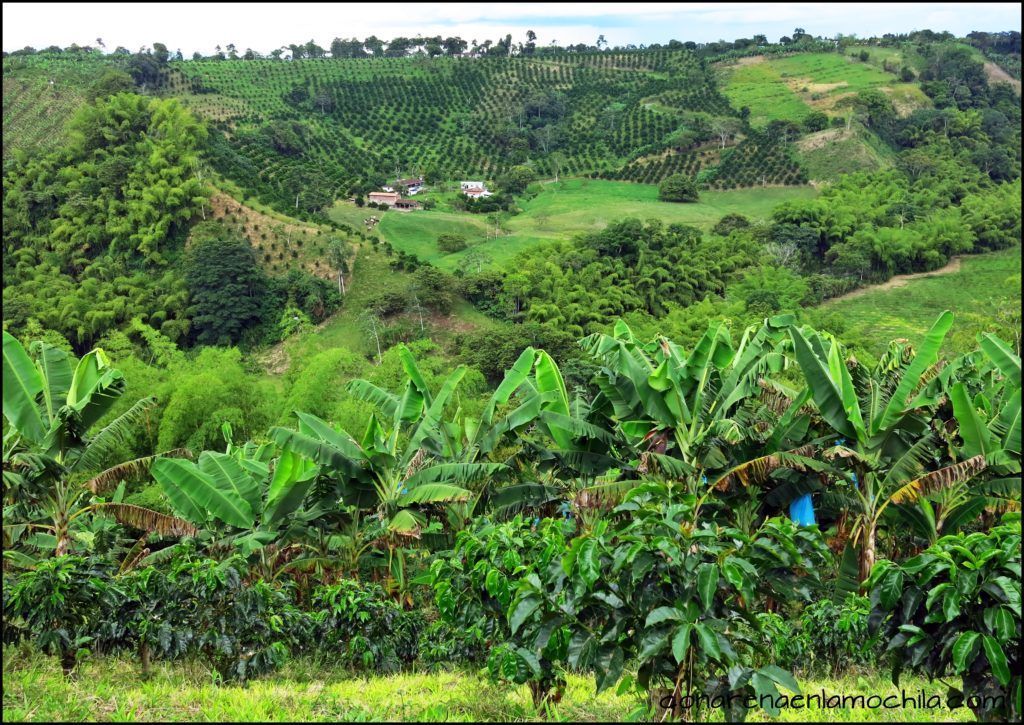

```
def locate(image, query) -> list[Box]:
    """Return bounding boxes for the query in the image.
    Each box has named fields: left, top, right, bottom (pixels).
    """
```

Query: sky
left=2, top=2, right=1020, bottom=55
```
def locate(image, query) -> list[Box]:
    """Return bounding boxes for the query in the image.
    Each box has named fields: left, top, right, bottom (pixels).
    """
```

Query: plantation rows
left=710, top=134, right=808, bottom=188
left=599, top=147, right=719, bottom=183
left=2, top=55, right=111, bottom=157
left=601, top=133, right=808, bottom=188
left=164, top=52, right=737, bottom=204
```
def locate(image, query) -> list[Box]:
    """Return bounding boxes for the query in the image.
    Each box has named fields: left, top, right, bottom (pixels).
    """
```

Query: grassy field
left=719, top=53, right=929, bottom=126
left=346, top=180, right=817, bottom=270
left=809, top=247, right=1022, bottom=357
left=795, top=126, right=896, bottom=181
left=719, top=58, right=813, bottom=126
left=1, top=651, right=977, bottom=722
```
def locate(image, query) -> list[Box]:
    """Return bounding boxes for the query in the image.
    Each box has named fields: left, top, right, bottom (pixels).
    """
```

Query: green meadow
left=809, top=246, right=1022, bottom=357
left=720, top=53, right=929, bottom=126
left=342, top=180, right=817, bottom=270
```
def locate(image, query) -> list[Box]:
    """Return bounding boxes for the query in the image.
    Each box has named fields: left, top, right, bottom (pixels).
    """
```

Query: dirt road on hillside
left=825, top=256, right=964, bottom=303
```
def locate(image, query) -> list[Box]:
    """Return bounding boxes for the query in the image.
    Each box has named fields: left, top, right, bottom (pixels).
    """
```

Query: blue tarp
left=789, top=492, right=816, bottom=526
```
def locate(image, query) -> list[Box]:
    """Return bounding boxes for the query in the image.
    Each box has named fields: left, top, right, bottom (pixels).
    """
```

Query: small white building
left=460, top=181, right=492, bottom=198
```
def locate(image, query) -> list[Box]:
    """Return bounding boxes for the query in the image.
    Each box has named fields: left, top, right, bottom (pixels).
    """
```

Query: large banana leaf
left=534, top=351, right=574, bottom=450
left=269, top=411, right=366, bottom=477
left=92, top=502, right=199, bottom=537
left=29, top=341, right=73, bottom=425
left=151, top=456, right=255, bottom=528
left=979, top=333, right=1021, bottom=387
left=788, top=326, right=858, bottom=440
left=482, top=347, right=536, bottom=427
left=711, top=445, right=821, bottom=492
left=198, top=451, right=262, bottom=514
left=405, top=462, right=507, bottom=486
left=408, top=366, right=467, bottom=453
left=264, top=448, right=319, bottom=525
left=995, top=389, right=1021, bottom=455
left=832, top=542, right=861, bottom=604
left=2, top=330, right=46, bottom=443
left=951, top=382, right=994, bottom=458
left=396, top=483, right=472, bottom=505
left=489, top=482, right=561, bottom=516
left=65, top=348, right=125, bottom=431
left=877, top=310, right=953, bottom=432
left=889, top=455, right=988, bottom=504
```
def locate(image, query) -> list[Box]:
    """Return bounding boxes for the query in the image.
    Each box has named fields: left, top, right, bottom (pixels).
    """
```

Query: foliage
left=311, top=580, right=423, bottom=672
left=184, top=222, right=268, bottom=346
left=436, top=233, right=468, bottom=253
left=428, top=483, right=832, bottom=718
left=506, top=218, right=759, bottom=337
left=3, top=555, right=120, bottom=674
left=867, top=513, right=1022, bottom=722
left=658, top=173, right=700, bottom=202
left=2, top=93, right=208, bottom=349
left=759, top=595, right=880, bottom=677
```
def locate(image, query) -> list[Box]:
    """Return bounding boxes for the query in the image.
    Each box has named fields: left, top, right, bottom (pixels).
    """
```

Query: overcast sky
left=3, top=3, right=1020, bottom=55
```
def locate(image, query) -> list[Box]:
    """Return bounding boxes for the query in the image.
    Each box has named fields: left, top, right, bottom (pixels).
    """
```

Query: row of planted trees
left=2, top=310, right=1020, bottom=720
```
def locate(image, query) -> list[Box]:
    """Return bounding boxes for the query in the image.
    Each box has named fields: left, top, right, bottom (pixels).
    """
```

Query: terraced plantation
left=167, top=50, right=738, bottom=203
left=2, top=54, right=112, bottom=156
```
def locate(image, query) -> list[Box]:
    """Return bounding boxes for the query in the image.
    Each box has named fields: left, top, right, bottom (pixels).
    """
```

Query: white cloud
left=2, top=2, right=1020, bottom=54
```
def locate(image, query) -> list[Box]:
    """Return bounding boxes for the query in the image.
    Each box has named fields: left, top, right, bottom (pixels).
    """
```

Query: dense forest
left=2, top=21, right=1022, bottom=723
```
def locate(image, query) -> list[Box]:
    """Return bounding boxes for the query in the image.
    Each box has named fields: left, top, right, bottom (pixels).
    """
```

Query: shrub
left=3, top=556, right=121, bottom=675
left=365, top=289, right=409, bottom=316
left=418, top=618, right=489, bottom=669
left=428, top=484, right=833, bottom=718
left=760, top=596, right=880, bottom=677
left=658, top=173, right=699, bottom=202
left=311, top=580, right=423, bottom=672
left=867, top=513, right=1021, bottom=722
left=437, top=233, right=468, bottom=253
left=712, top=212, right=750, bottom=237
left=172, top=555, right=303, bottom=683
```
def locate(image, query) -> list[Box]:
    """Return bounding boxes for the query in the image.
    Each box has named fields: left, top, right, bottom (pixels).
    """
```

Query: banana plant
left=787, top=311, right=997, bottom=583
left=877, top=332, right=1020, bottom=550
left=269, top=345, right=505, bottom=592
left=3, top=332, right=194, bottom=556
left=579, top=316, right=823, bottom=517
left=150, top=437, right=320, bottom=546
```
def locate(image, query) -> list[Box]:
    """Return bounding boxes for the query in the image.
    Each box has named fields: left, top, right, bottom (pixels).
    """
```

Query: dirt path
left=825, top=256, right=964, bottom=303
left=983, top=61, right=1021, bottom=95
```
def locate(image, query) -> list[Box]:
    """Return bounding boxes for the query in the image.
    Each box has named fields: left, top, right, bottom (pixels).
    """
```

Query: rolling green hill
left=169, top=50, right=739, bottom=207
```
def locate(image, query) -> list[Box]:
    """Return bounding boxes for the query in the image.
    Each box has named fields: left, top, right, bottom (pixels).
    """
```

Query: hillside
left=2, top=53, right=115, bottom=157
left=169, top=50, right=740, bottom=206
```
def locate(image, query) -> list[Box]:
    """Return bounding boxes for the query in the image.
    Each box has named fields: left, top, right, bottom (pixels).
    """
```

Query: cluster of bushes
left=2, top=549, right=480, bottom=683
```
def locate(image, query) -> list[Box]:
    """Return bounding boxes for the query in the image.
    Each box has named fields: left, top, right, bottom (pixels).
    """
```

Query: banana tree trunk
left=54, top=514, right=71, bottom=557
left=860, top=520, right=876, bottom=585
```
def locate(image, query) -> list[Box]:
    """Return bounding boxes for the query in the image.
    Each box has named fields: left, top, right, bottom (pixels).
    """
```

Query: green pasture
left=1, top=651, right=975, bottom=722
left=720, top=60, right=812, bottom=126
left=345, top=180, right=817, bottom=270
left=808, top=246, right=1022, bottom=357
left=720, top=53, right=927, bottom=126
left=796, top=126, right=896, bottom=181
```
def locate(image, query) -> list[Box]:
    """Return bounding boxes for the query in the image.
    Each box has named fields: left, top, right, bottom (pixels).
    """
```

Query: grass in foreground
left=2, top=650, right=977, bottom=722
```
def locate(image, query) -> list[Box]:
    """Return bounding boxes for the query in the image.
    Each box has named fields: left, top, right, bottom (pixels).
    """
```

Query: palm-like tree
left=269, top=345, right=505, bottom=593
left=787, top=311, right=1013, bottom=582
left=2, top=332, right=194, bottom=558
left=579, top=316, right=821, bottom=516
